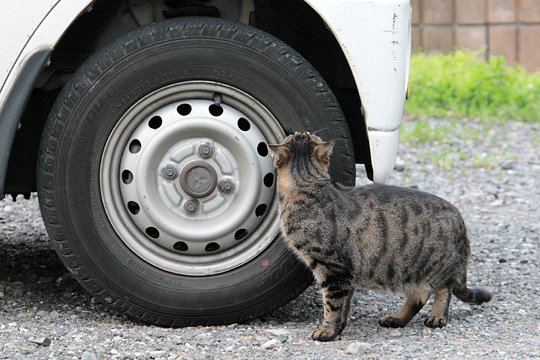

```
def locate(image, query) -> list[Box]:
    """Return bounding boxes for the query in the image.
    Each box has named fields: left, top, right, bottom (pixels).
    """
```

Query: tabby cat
left=268, top=132, right=492, bottom=342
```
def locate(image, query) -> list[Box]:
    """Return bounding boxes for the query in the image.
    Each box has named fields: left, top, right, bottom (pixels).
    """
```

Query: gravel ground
left=1, top=118, right=539, bottom=359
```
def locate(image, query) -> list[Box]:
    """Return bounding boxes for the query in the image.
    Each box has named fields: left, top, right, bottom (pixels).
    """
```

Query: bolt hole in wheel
left=257, top=142, right=268, bottom=157
left=148, top=116, right=162, bottom=129
left=103, top=82, right=283, bottom=276
left=209, top=104, right=223, bottom=116
left=177, top=104, right=192, bottom=116
left=234, top=229, right=248, bottom=241
left=174, top=241, right=189, bottom=252
left=255, top=204, right=267, bottom=217
left=129, top=139, right=141, bottom=154
left=122, top=170, right=133, bottom=184
left=237, top=117, right=251, bottom=131
left=263, top=173, right=274, bottom=187
left=146, top=227, right=160, bottom=238
left=127, top=201, right=140, bottom=215
left=205, top=242, right=220, bottom=252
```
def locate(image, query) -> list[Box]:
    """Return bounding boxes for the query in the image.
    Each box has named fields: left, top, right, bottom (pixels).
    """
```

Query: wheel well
left=4, top=0, right=370, bottom=196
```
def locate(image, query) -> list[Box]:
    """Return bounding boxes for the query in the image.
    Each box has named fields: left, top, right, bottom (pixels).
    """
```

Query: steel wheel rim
left=100, top=81, right=285, bottom=276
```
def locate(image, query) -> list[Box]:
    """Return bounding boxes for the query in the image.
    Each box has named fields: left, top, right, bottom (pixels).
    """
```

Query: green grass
left=400, top=118, right=483, bottom=146
left=405, top=50, right=540, bottom=123
left=400, top=119, right=514, bottom=170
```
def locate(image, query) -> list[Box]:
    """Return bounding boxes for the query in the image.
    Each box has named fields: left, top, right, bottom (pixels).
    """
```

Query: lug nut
left=184, top=200, right=199, bottom=215
left=218, top=179, right=235, bottom=194
left=198, top=142, right=215, bottom=159
left=161, top=164, right=179, bottom=180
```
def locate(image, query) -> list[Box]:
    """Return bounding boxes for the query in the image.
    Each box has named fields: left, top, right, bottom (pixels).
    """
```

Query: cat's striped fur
left=269, top=132, right=492, bottom=342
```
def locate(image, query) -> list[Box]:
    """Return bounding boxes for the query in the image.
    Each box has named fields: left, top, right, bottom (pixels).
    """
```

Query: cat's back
left=352, top=183, right=460, bottom=217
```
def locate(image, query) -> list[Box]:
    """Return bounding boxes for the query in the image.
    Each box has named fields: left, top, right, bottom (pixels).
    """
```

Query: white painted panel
left=0, top=0, right=93, bottom=109
left=304, top=0, right=411, bottom=182
left=368, top=129, right=400, bottom=183
left=0, top=0, right=59, bottom=93
left=304, top=0, right=410, bottom=131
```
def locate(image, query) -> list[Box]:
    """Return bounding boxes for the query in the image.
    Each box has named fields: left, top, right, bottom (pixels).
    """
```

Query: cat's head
left=268, top=131, right=334, bottom=173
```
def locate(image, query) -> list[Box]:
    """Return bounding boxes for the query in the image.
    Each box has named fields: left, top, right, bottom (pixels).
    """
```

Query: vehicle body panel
left=0, top=0, right=59, bottom=94
left=305, top=0, right=410, bottom=182
left=0, top=0, right=94, bottom=197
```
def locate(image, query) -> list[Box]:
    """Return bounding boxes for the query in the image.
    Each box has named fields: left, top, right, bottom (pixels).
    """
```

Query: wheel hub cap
left=180, top=160, right=218, bottom=198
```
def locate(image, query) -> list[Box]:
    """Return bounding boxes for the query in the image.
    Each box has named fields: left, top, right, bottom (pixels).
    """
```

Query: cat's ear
left=268, top=144, right=290, bottom=167
left=313, top=140, right=334, bottom=165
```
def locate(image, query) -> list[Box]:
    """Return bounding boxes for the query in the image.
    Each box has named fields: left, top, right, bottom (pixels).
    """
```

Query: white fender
left=304, top=0, right=411, bottom=182
left=0, top=0, right=94, bottom=96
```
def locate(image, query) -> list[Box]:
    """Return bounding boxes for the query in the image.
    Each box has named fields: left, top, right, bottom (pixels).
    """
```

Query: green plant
left=405, top=51, right=540, bottom=122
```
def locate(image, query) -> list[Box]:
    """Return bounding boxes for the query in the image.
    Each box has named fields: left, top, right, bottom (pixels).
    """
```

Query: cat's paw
left=378, top=315, right=408, bottom=328
left=311, top=325, right=338, bottom=342
left=424, top=315, right=447, bottom=328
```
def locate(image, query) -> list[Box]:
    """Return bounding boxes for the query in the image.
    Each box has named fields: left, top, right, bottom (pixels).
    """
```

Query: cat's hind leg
left=379, top=288, right=431, bottom=328
left=424, top=287, right=451, bottom=328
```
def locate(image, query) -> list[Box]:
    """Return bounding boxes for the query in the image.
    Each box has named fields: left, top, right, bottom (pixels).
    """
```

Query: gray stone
left=345, top=342, right=371, bottom=355
left=261, top=339, right=282, bottom=350
left=81, top=352, right=98, bottom=360
left=266, top=329, right=291, bottom=342
left=28, top=337, right=51, bottom=347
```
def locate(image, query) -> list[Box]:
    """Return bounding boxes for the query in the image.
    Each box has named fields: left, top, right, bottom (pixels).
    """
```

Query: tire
left=37, top=17, right=355, bottom=326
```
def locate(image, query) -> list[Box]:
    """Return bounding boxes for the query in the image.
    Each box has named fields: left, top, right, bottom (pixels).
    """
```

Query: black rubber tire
left=37, top=17, right=355, bottom=326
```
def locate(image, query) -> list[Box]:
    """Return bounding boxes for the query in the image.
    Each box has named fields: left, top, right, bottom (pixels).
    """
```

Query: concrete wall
left=412, top=0, right=540, bottom=71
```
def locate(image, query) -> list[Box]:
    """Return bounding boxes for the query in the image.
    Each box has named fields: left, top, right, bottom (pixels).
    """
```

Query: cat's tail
left=452, top=231, right=491, bottom=304
left=453, top=286, right=492, bottom=305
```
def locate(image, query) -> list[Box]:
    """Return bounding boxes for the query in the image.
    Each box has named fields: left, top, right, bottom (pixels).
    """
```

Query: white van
left=0, top=0, right=410, bottom=325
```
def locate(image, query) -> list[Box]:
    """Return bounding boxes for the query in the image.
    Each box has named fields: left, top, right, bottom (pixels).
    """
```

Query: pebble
left=345, top=342, right=371, bottom=355
left=28, top=337, right=51, bottom=347
left=261, top=339, right=282, bottom=349
left=266, top=328, right=291, bottom=342
left=49, top=310, right=60, bottom=320
left=81, top=352, right=98, bottom=360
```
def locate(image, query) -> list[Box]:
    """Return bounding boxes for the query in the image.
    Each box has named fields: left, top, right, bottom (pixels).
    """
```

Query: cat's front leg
left=337, top=289, right=355, bottom=334
left=312, top=285, right=353, bottom=341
